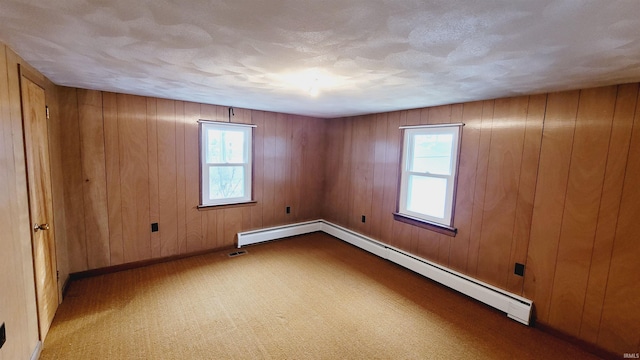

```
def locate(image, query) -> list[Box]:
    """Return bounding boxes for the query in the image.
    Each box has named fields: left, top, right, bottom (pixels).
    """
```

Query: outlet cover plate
left=514, top=263, right=525, bottom=277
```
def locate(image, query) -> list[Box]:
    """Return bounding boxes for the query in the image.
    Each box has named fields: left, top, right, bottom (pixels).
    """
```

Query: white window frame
left=199, top=121, right=254, bottom=207
left=398, top=124, right=462, bottom=228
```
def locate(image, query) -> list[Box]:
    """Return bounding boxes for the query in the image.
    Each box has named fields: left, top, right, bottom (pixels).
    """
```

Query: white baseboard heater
left=237, top=219, right=533, bottom=325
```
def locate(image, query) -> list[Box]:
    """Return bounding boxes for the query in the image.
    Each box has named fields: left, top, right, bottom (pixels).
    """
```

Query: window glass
left=209, top=166, right=245, bottom=200
left=407, top=175, right=447, bottom=219
left=206, top=129, right=245, bottom=164
left=411, top=133, right=453, bottom=175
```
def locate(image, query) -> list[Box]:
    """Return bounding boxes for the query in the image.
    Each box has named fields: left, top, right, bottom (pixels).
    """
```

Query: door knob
left=33, top=223, right=50, bottom=232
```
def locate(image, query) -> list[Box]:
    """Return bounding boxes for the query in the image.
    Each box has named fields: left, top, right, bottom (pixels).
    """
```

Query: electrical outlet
left=361, top=215, right=366, bottom=223
left=1, top=322, right=6, bottom=349
left=514, top=263, right=525, bottom=277
left=151, top=223, right=159, bottom=232
left=286, top=206, right=291, bottom=214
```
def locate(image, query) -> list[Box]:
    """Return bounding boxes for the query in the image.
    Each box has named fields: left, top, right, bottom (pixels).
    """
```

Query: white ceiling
left=1, top=1, right=640, bottom=118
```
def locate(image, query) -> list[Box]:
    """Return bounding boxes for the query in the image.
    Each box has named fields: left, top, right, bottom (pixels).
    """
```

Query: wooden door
left=21, top=72, right=58, bottom=340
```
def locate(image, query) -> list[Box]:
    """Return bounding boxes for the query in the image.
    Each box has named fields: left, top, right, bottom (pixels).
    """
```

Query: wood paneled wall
left=526, top=85, right=640, bottom=354
left=0, top=44, right=41, bottom=360
left=58, top=89, right=325, bottom=273
left=322, top=85, right=640, bottom=355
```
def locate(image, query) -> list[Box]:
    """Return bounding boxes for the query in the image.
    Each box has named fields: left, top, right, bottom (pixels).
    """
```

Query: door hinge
left=56, top=270, right=59, bottom=281
left=45, top=105, right=50, bottom=119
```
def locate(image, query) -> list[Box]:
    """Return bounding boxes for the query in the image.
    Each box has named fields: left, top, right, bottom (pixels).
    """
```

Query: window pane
left=407, top=175, right=447, bottom=219
left=206, top=129, right=245, bottom=164
left=411, top=133, right=453, bottom=175
left=206, top=129, right=223, bottom=163
left=209, top=166, right=245, bottom=200
left=223, top=131, right=245, bottom=163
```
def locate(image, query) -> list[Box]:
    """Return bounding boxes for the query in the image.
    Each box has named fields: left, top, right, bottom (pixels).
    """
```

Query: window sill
left=393, top=213, right=457, bottom=237
left=198, top=201, right=257, bottom=210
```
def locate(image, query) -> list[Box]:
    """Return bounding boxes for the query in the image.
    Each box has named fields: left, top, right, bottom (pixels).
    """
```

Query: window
left=397, top=124, right=462, bottom=232
left=200, top=121, right=254, bottom=207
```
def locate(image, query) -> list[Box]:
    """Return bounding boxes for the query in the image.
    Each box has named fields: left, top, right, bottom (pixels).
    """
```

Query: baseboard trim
left=535, top=323, right=618, bottom=360
left=30, top=340, right=42, bottom=360
left=237, top=219, right=533, bottom=325
left=69, top=245, right=236, bottom=281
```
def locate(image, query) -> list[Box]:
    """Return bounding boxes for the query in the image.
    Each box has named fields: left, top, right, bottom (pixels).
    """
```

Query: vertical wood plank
left=580, top=84, right=638, bottom=344
left=157, top=99, right=179, bottom=257
left=476, top=96, right=529, bottom=288
left=274, top=113, right=288, bottom=225
left=523, top=90, right=580, bottom=324
left=449, top=101, right=484, bottom=272
left=350, top=116, right=374, bottom=234
left=184, top=102, right=203, bottom=252
left=58, top=87, right=88, bottom=272
left=77, top=89, right=110, bottom=269
left=103, top=92, right=124, bottom=266
left=283, top=115, right=293, bottom=223
left=289, top=115, right=305, bottom=222
left=209, top=210, right=219, bottom=249
left=380, top=111, right=402, bottom=244
left=175, top=101, right=187, bottom=253
left=223, top=207, right=243, bottom=247
left=506, top=94, right=546, bottom=295
left=352, top=116, right=366, bottom=233
left=117, top=94, right=151, bottom=263
left=370, top=113, right=388, bottom=240
left=466, top=100, right=495, bottom=276
left=547, top=86, right=617, bottom=336
left=338, top=118, right=354, bottom=227
left=146, top=98, right=160, bottom=258
left=217, top=210, right=226, bottom=249
left=262, top=112, right=277, bottom=227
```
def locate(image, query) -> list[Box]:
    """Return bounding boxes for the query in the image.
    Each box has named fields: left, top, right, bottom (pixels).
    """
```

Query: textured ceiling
left=1, top=1, right=640, bottom=118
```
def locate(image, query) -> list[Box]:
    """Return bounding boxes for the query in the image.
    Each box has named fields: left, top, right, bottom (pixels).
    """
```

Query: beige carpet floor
left=40, top=233, right=601, bottom=359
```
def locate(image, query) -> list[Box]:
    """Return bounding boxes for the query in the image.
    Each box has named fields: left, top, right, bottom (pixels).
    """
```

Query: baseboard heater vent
left=237, top=220, right=323, bottom=247
left=237, top=219, right=533, bottom=325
